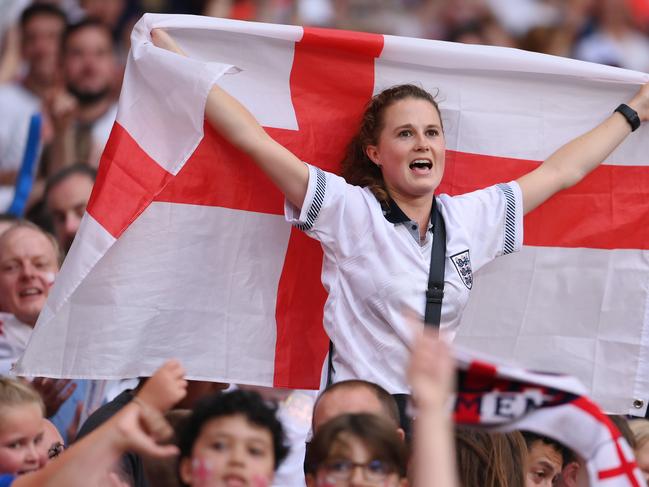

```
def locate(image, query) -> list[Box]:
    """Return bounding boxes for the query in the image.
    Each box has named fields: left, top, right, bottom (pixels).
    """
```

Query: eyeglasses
left=47, top=441, right=65, bottom=459
left=321, top=458, right=395, bottom=483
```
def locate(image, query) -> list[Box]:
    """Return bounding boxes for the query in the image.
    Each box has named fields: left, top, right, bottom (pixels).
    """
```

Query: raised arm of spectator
left=517, top=82, right=649, bottom=214
left=151, top=29, right=309, bottom=210
left=407, top=326, right=459, bottom=487
left=12, top=360, right=187, bottom=487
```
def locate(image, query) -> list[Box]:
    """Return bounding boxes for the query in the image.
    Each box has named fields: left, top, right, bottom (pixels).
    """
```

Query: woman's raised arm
left=151, top=29, right=309, bottom=209
left=517, top=82, right=649, bottom=214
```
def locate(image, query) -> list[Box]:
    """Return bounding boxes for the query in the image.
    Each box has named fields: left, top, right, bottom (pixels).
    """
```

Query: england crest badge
left=451, top=250, right=473, bottom=289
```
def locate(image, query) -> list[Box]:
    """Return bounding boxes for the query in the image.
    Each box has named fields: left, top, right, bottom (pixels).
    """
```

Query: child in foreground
left=177, top=389, right=289, bottom=487
left=0, top=378, right=47, bottom=477
left=0, top=360, right=187, bottom=487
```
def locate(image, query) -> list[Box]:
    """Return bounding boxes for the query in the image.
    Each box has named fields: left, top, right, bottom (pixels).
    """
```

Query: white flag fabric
left=14, top=14, right=649, bottom=414
left=454, top=345, right=647, bottom=487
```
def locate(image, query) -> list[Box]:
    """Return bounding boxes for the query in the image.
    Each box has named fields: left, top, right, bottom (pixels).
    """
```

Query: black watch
left=614, top=103, right=641, bottom=132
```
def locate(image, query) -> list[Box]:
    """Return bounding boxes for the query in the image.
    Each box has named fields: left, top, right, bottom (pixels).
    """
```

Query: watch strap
left=615, top=103, right=641, bottom=132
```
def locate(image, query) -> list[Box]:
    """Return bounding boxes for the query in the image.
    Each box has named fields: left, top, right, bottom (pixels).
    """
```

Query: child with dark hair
left=177, top=389, right=289, bottom=487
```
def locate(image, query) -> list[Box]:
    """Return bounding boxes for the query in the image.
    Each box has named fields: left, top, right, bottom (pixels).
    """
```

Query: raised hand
left=407, top=325, right=455, bottom=411
left=136, top=359, right=187, bottom=413
left=151, top=29, right=186, bottom=56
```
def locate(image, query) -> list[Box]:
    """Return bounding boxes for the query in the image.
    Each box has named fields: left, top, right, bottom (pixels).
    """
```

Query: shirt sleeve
left=440, top=181, right=524, bottom=273
left=284, top=164, right=375, bottom=259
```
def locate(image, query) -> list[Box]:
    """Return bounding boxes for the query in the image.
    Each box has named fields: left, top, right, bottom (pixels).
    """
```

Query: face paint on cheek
left=42, top=272, right=55, bottom=286
left=192, top=458, right=214, bottom=485
left=315, top=472, right=337, bottom=487
left=252, top=475, right=270, bottom=487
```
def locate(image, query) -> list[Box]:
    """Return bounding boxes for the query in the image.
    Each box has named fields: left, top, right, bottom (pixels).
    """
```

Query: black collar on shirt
left=381, top=197, right=436, bottom=227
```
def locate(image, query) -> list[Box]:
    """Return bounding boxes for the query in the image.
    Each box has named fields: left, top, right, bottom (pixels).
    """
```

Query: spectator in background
left=311, top=380, right=403, bottom=438
left=574, top=0, right=649, bottom=72
left=0, top=4, right=67, bottom=212
left=522, top=431, right=573, bottom=487
left=48, top=18, right=117, bottom=175
left=44, top=164, right=96, bottom=254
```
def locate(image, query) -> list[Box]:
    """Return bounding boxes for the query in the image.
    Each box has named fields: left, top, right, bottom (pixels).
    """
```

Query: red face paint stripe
left=88, top=122, right=173, bottom=238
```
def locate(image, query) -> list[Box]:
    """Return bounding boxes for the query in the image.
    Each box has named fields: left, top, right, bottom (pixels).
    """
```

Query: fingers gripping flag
left=14, top=14, right=649, bottom=409
left=454, top=347, right=647, bottom=487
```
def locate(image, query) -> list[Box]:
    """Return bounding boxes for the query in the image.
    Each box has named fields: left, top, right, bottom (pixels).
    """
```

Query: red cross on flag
left=454, top=346, right=647, bottom=487
left=14, top=14, right=649, bottom=412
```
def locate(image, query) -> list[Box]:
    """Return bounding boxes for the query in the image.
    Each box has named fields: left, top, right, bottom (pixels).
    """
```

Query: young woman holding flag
left=151, top=28, right=649, bottom=396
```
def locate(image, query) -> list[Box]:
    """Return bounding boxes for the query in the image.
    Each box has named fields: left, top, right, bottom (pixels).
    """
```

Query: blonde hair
left=0, top=220, right=62, bottom=266
left=0, top=377, right=45, bottom=421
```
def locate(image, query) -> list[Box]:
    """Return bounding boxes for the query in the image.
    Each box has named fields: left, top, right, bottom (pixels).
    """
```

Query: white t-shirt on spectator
left=0, top=312, right=32, bottom=375
left=0, top=83, right=40, bottom=211
left=285, top=164, right=523, bottom=394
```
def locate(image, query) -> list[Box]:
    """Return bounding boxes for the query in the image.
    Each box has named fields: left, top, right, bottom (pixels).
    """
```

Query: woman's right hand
left=151, top=29, right=186, bottom=56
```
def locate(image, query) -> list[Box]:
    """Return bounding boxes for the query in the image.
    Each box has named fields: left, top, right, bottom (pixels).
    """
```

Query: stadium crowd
left=1, top=0, right=649, bottom=486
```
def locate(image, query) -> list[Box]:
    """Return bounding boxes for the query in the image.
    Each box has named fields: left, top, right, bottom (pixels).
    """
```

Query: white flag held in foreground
left=454, top=346, right=647, bottom=487
left=15, top=14, right=649, bottom=414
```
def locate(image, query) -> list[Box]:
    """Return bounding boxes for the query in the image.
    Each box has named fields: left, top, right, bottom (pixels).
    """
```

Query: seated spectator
left=522, top=431, right=573, bottom=487
left=629, top=419, right=649, bottom=483
left=304, top=413, right=407, bottom=487
left=0, top=377, right=47, bottom=476
left=177, top=389, right=289, bottom=486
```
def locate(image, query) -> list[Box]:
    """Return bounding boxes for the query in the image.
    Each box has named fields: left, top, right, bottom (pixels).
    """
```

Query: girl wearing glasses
left=305, top=413, right=408, bottom=487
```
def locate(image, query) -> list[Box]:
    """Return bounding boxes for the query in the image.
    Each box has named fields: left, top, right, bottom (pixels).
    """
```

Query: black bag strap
left=327, top=197, right=446, bottom=385
left=425, top=197, right=446, bottom=327
left=326, top=340, right=335, bottom=387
